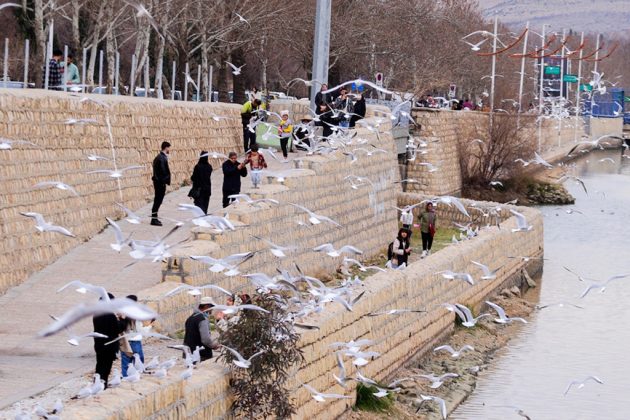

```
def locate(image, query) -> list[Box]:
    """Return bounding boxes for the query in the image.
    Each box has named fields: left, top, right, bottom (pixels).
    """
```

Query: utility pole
left=574, top=31, right=585, bottom=143
left=310, top=0, right=331, bottom=109
left=517, top=21, right=530, bottom=128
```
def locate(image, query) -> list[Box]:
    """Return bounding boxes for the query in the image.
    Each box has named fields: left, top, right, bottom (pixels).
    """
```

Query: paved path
left=0, top=153, right=291, bottom=409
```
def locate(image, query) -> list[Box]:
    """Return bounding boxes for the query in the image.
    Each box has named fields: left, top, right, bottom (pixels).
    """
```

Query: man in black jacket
left=222, top=152, right=247, bottom=208
left=183, top=297, right=218, bottom=362
left=151, top=141, right=171, bottom=226
left=93, top=293, right=126, bottom=388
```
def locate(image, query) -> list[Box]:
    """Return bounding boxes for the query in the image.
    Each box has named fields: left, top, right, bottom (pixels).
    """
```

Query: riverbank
left=348, top=290, right=537, bottom=419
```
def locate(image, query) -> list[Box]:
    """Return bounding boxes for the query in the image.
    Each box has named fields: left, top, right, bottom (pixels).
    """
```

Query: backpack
left=387, top=242, right=394, bottom=261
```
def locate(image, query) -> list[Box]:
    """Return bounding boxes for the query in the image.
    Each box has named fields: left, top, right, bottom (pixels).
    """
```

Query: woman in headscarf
left=190, top=151, right=213, bottom=214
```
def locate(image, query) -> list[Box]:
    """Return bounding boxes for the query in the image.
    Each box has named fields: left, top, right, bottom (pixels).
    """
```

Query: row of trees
left=1, top=0, right=628, bottom=105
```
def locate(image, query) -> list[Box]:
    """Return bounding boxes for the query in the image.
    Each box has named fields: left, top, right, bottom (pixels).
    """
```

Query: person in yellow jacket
left=240, top=98, right=265, bottom=152
left=278, top=110, right=293, bottom=162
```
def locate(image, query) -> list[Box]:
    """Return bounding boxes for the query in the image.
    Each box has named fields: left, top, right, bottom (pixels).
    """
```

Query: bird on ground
left=0, top=138, right=38, bottom=149
left=485, top=301, right=528, bottom=324
left=415, top=394, right=447, bottom=419
left=313, top=243, right=363, bottom=257
left=416, top=372, right=459, bottom=389
left=290, top=203, right=341, bottom=227
left=251, top=235, right=295, bottom=258
left=73, top=382, right=94, bottom=399
left=303, top=384, right=351, bottom=402
left=124, top=364, right=140, bottom=382
left=105, top=217, right=132, bottom=252
left=221, top=345, right=265, bottom=368
left=20, top=212, right=76, bottom=238
left=579, top=274, right=630, bottom=298
left=116, top=203, right=142, bottom=224
left=190, top=252, right=254, bottom=276
left=509, top=209, right=533, bottom=232
left=564, top=375, right=604, bottom=396
left=165, top=283, right=233, bottom=298
left=180, top=367, right=193, bottom=380
left=87, top=165, right=143, bottom=178
left=225, top=61, right=245, bottom=75
left=32, top=181, right=80, bottom=197
left=38, top=297, right=157, bottom=337
left=434, top=344, right=475, bottom=359
left=471, top=260, right=501, bottom=280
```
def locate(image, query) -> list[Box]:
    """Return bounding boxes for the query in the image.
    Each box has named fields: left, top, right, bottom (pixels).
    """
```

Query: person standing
left=42, top=49, right=63, bottom=90
left=315, top=83, right=333, bottom=137
left=244, top=145, right=267, bottom=188
left=63, top=53, right=81, bottom=85
left=277, top=110, right=293, bottom=161
left=333, top=87, right=353, bottom=128
left=400, top=209, right=413, bottom=230
left=93, top=293, right=126, bottom=389
left=183, top=297, right=219, bottom=363
left=391, top=228, right=412, bottom=268
left=151, top=141, right=171, bottom=226
left=190, top=151, right=213, bottom=214
left=120, top=295, right=147, bottom=377
left=222, top=152, right=247, bottom=207
left=350, top=93, right=366, bottom=128
left=419, top=202, right=437, bottom=257
left=240, top=98, right=263, bottom=152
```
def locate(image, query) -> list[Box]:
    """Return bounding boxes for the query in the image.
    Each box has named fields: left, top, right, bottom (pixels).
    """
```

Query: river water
left=452, top=149, right=630, bottom=420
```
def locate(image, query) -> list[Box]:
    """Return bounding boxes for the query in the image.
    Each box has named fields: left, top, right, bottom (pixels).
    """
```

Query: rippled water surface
left=452, top=149, right=630, bottom=420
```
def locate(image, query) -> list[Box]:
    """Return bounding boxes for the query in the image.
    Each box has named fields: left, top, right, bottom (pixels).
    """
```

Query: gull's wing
left=485, top=301, right=507, bottom=319
left=178, top=203, right=207, bottom=218
left=471, top=261, right=491, bottom=277
left=106, top=217, right=126, bottom=244
left=164, top=284, right=194, bottom=297
left=509, top=209, right=528, bottom=229
left=225, top=61, right=238, bottom=71
left=339, top=245, right=363, bottom=255
left=47, top=224, right=76, bottom=238
left=221, top=344, right=246, bottom=362
left=454, top=304, right=474, bottom=323
left=120, top=165, right=144, bottom=172
left=20, top=211, right=47, bottom=226
left=199, top=284, right=234, bottom=297
left=564, top=381, right=579, bottom=395
left=313, top=243, right=335, bottom=252
left=57, top=280, right=109, bottom=300
left=434, top=345, right=455, bottom=354
left=234, top=304, right=270, bottom=313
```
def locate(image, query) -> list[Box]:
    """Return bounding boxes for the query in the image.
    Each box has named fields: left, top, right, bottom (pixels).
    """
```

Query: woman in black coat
left=190, top=151, right=213, bottom=214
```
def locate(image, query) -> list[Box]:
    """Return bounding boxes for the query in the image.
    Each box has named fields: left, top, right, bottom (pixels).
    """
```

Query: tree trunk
left=105, top=7, right=115, bottom=93
left=33, top=0, right=45, bottom=87
left=86, top=3, right=106, bottom=86
left=71, top=0, right=81, bottom=52
left=232, top=47, right=246, bottom=104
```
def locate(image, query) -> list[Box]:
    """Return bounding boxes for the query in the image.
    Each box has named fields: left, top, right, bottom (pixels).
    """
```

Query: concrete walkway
left=0, top=154, right=291, bottom=409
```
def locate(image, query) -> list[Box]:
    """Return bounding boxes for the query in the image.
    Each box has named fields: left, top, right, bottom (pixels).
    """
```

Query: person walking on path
left=419, top=202, right=437, bottom=257
left=222, top=152, right=247, bottom=207
left=189, top=151, right=213, bottom=214
left=92, top=293, right=126, bottom=388
left=277, top=110, right=293, bottom=161
left=400, top=209, right=413, bottom=230
left=120, top=295, right=147, bottom=377
left=244, top=144, right=267, bottom=189
left=391, top=228, right=412, bottom=268
left=183, top=297, right=219, bottom=363
left=241, top=98, right=264, bottom=152
left=151, top=141, right=171, bottom=226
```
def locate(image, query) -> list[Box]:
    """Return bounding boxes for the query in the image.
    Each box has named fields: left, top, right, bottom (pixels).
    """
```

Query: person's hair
left=240, top=293, right=252, bottom=304
left=397, top=227, right=409, bottom=239
left=52, top=49, right=63, bottom=57
left=228, top=151, right=237, bottom=158
left=199, top=303, right=213, bottom=310
left=426, top=202, right=434, bottom=210
left=161, top=141, right=171, bottom=150
left=198, top=151, right=209, bottom=165
left=250, top=144, right=259, bottom=152
left=67, top=53, right=75, bottom=59
left=253, top=99, right=261, bottom=105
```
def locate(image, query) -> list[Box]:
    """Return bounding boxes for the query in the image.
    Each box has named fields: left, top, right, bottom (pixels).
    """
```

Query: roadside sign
left=579, top=83, right=593, bottom=92
left=375, top=72, right=383, bottom=87
left=448, top=84, right=456, bottom=98
left=563, top=74, right=578, bottom=83
left=544, top=66, right=561, bottom=75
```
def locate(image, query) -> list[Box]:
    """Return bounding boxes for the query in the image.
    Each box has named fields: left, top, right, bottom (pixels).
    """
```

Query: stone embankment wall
left=404, top=108, right=623, bottom=196
left=0, top=90, right=243, bottom=294
left=60, top=192, right=543, bottom=419
left=144, top=122, right=400, bottom=334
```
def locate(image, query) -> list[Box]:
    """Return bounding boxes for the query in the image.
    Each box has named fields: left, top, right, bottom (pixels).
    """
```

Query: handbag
left=188, top=186, right=201, bottom=199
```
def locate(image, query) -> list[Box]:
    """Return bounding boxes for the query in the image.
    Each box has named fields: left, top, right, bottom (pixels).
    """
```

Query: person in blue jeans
left=120, top=295, right=146, bottom=376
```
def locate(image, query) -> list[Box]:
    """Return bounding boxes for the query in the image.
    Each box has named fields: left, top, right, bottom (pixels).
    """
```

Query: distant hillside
left=477, top=0, right=630, bottom=35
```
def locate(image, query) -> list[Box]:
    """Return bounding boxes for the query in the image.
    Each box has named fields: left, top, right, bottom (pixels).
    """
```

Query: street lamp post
left=310, top=0, right=331, bottom=109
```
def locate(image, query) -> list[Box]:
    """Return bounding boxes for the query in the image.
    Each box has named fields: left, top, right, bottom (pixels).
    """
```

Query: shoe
left=151, top=218, right=163, bottom=226
left=421, top=250, right=427, bottom=257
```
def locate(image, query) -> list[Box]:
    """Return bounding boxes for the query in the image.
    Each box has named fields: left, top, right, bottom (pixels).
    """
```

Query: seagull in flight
left=471, top=260, right=501, bottom=280
left=509, top=209, right=533, bottom=232
left=32, top=181, right=80, bottom=197
left=287, top=78, right=322, bottom=87
left=190, top=252, right=254, bottom=276
left=87, top=165, right=143, bottom=178
left=116, top=203, right=142, bottom=224
left=303, top=384, right=351, bottom=402
left=87, top=154, right=110, bottom=161
left=290, top=203, right=341, bottom=227
left=0, top=138, right=38, bottom=149
left=251, top=235, right=295, bottom=258
left=579, top=273, right=630, bottom=298
left=452, top=303, right=491, bottom=327
left=225, top=61, right=245, bottom=75
left=48, top=315, right=107, bottom=346
left=415, top=394, right=447, bottom=419
left=234, top=12, right=249, bottom=25
left=221, top=345, right=265, bottom=368
left=313, top=243, right=363, bottom=257
left=164, top=283, right=233, bottom=298
left=20, top=212, right=76, bottom=237
left=368, top=308, right=426, bottom=316
left=105, top=217, right=132, bottom=252
left=564, top=375, right=604, bottom=396
left=416, top=372, right=459, bottom=389
left=321, top=78, right=394, bottom=95
left=485, top=301, right=528, bottom=324
left=433, top=344, right=474, bottom=359
left=199, top=151, right=229, bottom=159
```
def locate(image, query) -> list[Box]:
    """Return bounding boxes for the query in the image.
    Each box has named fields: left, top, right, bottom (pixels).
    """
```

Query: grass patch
left=403, top=223, right=460, bottom=254
left=354, top=383, right=394, bottom=413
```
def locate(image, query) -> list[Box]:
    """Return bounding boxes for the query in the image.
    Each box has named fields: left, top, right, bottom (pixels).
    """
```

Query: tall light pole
left=537, top=24, right=548, bottom=152
left=310, top=0, right=331, bottom=109
left=574, top=31, right=585, bottom=143
left=517, top=21, right=530, bottom=128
